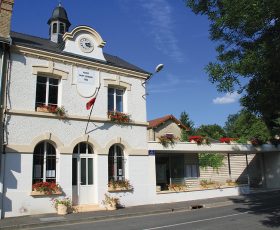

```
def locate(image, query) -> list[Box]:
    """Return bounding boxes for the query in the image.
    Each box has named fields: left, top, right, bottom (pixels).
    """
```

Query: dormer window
left=53, top=23, right=57, bottom=33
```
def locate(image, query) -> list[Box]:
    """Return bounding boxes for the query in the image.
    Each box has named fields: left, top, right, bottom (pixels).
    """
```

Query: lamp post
left=142, top=64, right=164, bottom=97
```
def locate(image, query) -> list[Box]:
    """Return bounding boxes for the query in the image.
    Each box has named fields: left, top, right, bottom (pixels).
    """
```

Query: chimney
left=0, top=0, right=14, bottom=40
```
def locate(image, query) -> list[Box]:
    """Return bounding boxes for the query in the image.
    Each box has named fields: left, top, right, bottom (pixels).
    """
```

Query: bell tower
left=48, top=3, right=71, bottom=43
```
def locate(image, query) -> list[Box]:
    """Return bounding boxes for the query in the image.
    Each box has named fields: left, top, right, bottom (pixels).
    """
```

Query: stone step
left=72, top=204, right=105, bottom=213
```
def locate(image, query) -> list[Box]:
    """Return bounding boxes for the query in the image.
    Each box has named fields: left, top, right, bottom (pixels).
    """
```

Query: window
left=53, top=23, right=57, bottom=33
left=59, top=23, right=65, bottom=34
left=72, top=142, right=93, bottom=186
left=33, top=142, right=56, bottom=184
left=108, top=87, right=124, bottom=112
left=108, top=145, right=124, bottom=182
left=185, top=164, right=198, bottom=178
left=35, top=76, right=59, bottom=109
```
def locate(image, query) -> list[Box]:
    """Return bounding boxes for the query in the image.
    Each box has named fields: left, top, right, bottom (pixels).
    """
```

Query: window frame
left=184, top=164, right=199, bottom=179
left=108, top=87, right=125, bottom=113
left=35, top=75, right=61, bottom=109
left=108, top=145, right=125, bottom=182
left=53, top=23, right=57, bottom=33
left=32, top=141, right=57, bottom=184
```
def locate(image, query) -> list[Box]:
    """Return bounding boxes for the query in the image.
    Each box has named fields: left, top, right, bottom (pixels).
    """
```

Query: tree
left=196, top=124, right=226, bottom=140
left=186, top=0, right=280, bottom=134
left=224, top=110, right=270, bottom=143
left=180, top=111, right=195, bottom=141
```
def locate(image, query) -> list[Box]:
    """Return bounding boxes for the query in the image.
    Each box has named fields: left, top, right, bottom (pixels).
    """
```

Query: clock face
left=79, top=37, right=94, bottom=53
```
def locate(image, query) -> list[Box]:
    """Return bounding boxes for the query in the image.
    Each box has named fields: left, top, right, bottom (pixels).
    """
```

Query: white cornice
left=11, top=45, right=150, bottom=80
left=6, top=109, right=149, bottom=127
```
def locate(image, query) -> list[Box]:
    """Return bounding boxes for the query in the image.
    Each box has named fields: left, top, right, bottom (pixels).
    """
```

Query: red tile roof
left=148, top=114, right=189, bottom=130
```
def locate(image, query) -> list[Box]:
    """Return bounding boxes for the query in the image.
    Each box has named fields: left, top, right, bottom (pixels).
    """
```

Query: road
left=29, top=193, right=280, bottom=230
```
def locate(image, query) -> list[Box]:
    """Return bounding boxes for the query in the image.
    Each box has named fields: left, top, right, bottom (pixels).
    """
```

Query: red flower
left=219, top=137, right=238, bottom=143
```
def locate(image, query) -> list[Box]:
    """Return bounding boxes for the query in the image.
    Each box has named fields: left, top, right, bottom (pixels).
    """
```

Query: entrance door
left=72, top=142, right=94, bottom=205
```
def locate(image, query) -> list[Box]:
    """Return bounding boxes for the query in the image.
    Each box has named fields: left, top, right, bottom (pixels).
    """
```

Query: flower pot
left=106, top=204, right=117, bottom=210
left=57, top=204, right=68, bottom=215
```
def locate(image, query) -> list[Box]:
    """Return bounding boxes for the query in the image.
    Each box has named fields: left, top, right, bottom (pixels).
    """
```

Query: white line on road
left=142, top=205, right=280, bottom=230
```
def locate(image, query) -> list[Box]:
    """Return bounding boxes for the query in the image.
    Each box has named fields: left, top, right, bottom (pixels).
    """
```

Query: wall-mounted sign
left=149, top=150, right=156, bottom=156
left=77, top=69, right=95, bottom=85
left=76, top=68, right=100, bottom=98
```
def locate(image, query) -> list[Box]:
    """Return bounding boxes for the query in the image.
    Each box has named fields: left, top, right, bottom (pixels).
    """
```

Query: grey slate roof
left=10, top=31, right=150, bottom=75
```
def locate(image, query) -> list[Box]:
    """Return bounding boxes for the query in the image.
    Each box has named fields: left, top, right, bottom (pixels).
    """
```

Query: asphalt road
left=29, top=194, right=280, bottom=230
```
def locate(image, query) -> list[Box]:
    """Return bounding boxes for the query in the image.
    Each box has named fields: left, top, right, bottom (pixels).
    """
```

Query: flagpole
left=84, top=86, right=100, bottom=134
left=84, top=104, right=94, bottom=134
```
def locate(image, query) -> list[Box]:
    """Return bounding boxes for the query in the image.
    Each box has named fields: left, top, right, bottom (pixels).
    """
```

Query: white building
left=0, top=3, right=280, bottom=219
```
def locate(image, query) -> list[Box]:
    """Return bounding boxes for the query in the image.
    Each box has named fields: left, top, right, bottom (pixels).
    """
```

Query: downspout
left=0, top=41, right=11, bottom=219
left=0, top=44, right=5, bottom=219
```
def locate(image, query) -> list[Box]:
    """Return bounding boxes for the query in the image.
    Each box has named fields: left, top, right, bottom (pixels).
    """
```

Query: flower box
left=158, top=134, right=177, bottom=147
left=188, top=136, right=210, bottom=145
left=36, top=105, right=66, bottom=117
left=219, top=137, right=238, bottom=144
left=108, top=179, right=133, bottom=192
left=31, top=182, right=62, bottom=196
left=36, top=107, right=51, bottom=113
left=107, top=111, right=131, bottom=124
left=30, top=190, right=62, bottom=196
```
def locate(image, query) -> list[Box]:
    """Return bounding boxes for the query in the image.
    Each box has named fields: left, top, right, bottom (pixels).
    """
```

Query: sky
left=11, top=0, right=242, bottom=127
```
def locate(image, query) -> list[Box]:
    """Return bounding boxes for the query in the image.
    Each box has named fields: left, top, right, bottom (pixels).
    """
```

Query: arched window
left=59, top=23, right=65, bottom=34
left=33, top=141, right=56, bottom=184
left=53, top=23, right=57, bottom=33
left=72, top=142, right=94, bottom=186
left=108, top=145, right=124, bottom=182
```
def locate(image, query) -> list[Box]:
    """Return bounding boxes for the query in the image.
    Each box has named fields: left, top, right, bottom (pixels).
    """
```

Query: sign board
left=148, top=150, right=156, bottom=156
left=76, top=68, right=100, bottom=98
left=77, top=69, right=95, bottom=85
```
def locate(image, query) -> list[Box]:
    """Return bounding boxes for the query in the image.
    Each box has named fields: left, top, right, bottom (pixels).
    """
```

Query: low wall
left=152, top=186, right=250, bottom=205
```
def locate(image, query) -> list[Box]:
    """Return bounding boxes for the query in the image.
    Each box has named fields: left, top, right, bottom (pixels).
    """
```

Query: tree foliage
left=224, top=110, right=270, bottom=143
left=186, top=0, right=280, bottom=134
left=199, top=153, right=224, bottom=170
left=196, top=124, right=226, bottom=140
left=180, top=111, right=195, bottom=141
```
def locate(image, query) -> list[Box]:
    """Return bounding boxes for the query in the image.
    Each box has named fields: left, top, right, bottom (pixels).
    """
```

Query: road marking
left=25, top=204, right=280, bottom=230
left=143, top=205, right=280, bottom=230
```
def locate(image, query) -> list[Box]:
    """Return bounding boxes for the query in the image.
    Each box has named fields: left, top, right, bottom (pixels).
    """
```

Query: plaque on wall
left=76, top=68, right=100, bottom=98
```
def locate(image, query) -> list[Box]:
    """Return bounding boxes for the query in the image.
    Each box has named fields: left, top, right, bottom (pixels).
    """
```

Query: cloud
left=138, top=0, right=184, bottom=62
left=148, top=73, right=199, bottom=93
left=213, top=92, right=241, bottom=104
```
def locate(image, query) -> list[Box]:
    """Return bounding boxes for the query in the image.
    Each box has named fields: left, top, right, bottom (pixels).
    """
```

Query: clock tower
left=48, top=3, right=71, bottom=43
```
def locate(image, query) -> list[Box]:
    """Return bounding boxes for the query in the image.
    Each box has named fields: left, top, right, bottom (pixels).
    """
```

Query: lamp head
left=155, top=64, right=164, bottom=73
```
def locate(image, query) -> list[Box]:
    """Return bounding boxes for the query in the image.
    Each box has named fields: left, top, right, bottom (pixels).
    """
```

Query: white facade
left=1, top=8, right=280, bottom=219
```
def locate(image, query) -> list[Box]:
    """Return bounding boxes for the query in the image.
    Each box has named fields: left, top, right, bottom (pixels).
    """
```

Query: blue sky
left=11, top=0, right=242, bottom=127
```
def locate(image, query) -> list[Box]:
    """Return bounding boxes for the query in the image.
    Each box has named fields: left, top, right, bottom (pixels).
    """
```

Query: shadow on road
left=229, top=191, right=280, bottom=228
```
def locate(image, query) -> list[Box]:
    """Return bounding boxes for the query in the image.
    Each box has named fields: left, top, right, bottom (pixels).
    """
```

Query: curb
left=0, top=207, right=190, bottom=230
left=0, top=199, right=236, bottom=230
left=1, top=190, right=280, bottom=230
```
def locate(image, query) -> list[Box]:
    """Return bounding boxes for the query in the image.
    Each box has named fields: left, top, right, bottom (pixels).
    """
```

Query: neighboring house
left=148, top=115, right=267, bottom=191
left=148, top=114, right=188, bottom=142
left=0, top=0, right=14, bottom=219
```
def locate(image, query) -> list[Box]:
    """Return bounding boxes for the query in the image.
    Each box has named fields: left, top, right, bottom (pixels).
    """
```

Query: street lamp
left=142, top=63, right=164, bottom=97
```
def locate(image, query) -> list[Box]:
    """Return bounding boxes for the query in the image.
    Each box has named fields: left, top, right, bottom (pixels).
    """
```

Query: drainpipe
left=0, top=44, right=5, bottom=219
left=0, top=41, right=11, bottom=219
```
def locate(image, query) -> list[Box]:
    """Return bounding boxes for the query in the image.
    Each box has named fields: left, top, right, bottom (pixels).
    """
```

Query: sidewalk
left=1, top=190, right=279, bottom=230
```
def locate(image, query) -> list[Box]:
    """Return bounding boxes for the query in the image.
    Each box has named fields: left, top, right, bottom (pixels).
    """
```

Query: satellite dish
left=155, top=64, right=164, bottom=73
